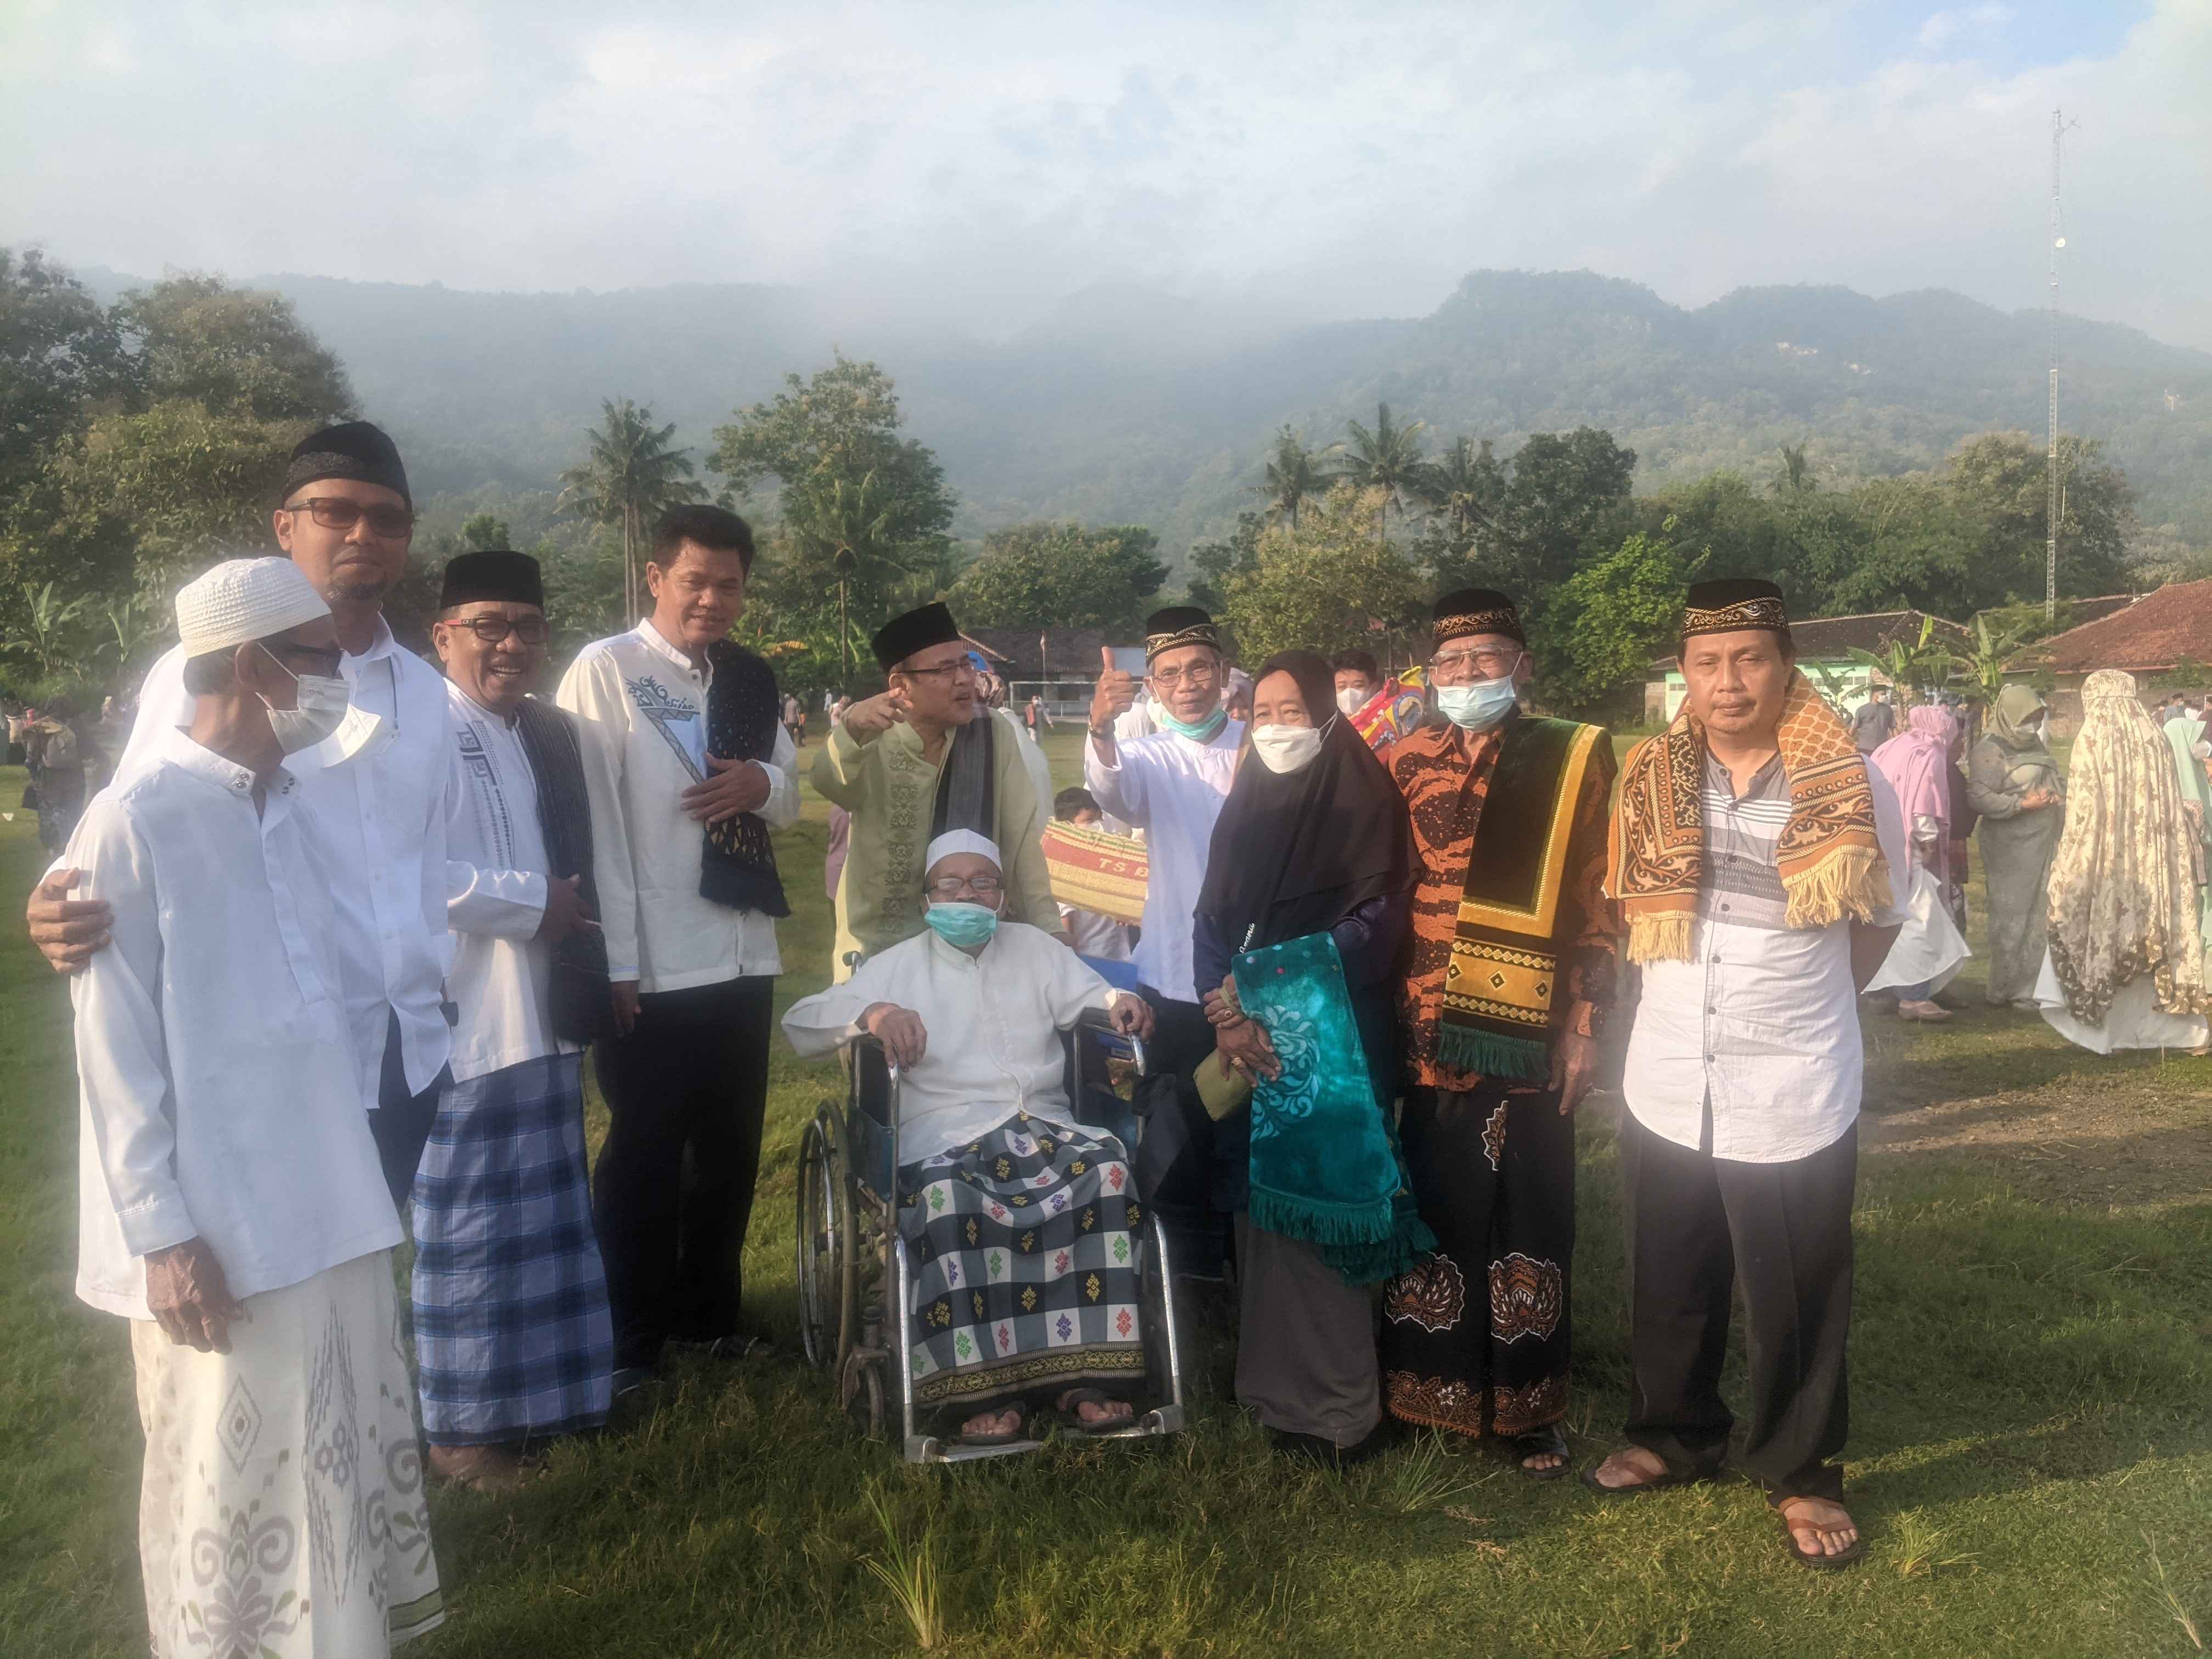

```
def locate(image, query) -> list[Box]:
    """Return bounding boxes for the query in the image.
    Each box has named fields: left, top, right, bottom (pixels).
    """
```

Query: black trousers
left=592, top=976, right=776, bottom=1370
left=1619, top=1110, right=1856, bottom=1503
left=371, top=1009, right=450, bottom=1213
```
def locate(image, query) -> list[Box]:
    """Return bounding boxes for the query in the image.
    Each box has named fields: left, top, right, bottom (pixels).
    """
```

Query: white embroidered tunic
left=442, top=682, right=582, bottom=1082
left=555, top=620, right=799, bottom=993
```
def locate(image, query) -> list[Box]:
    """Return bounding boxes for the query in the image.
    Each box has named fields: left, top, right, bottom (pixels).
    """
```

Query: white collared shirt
left=780, top=921, right=1131, bottom=1159
left=117, top=619, right=454, bottom=1103
left=1084, top=720, right=1245, bottom=1002
left=1624, top=752, right=1909, bottom=1163
left=555, top=620, right=800, bottom=992
left=442, top=682, right=579, bottom=1082
left=69, top=729, right=401, bottom=1320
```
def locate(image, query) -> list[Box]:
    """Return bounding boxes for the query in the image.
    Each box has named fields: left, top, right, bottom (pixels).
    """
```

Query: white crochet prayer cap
left=924, top=830, right=1001, bottom=873
left=174, top=558, right=331, bottom=658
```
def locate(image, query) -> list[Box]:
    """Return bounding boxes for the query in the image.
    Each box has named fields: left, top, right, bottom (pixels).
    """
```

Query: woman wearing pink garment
left=1870, top=704, right=1963, bottom=1021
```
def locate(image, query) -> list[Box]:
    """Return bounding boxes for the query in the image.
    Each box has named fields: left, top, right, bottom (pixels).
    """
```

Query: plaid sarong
left=900, top=1113, right=1146, bottom=1410
left=411, top=1052, right=614, bottom=1446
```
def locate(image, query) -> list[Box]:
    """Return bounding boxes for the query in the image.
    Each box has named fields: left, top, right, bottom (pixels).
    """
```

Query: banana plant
left=1848, top=616, right=1957, bottom=702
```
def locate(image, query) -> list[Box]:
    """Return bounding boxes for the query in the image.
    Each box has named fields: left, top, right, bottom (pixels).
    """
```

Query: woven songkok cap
left=1432, top=587, right=1523, bottom=646
left=175, top=558, right=331, bottom=658
left=1143, top=605, right=1221, bottom=660
left=1681, top=578, right=1791, bottom=643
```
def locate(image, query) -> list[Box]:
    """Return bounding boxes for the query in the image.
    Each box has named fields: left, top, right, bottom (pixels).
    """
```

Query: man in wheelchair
left=783, top=830, right=1158, bottom=1444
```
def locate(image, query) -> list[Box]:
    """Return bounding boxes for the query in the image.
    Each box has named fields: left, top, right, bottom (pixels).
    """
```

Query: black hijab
left=1195, top=650, right=1415, bottom=952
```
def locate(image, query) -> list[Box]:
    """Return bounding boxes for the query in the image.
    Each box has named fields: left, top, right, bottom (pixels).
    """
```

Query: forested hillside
left=75, top=266, right=2212, bottom=560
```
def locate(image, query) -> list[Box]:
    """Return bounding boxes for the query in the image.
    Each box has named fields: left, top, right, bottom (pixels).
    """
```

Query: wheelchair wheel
left=795, top=1103, right=857, bottom=1376
left=1136, top=1211, right=1182, bottom=1412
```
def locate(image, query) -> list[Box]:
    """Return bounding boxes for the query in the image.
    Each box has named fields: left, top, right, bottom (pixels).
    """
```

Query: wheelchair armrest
left=1073, top=1005, right=1147, bottom=1083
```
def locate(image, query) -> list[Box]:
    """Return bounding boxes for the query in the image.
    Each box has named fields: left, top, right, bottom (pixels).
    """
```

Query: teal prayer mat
left=1235, top=931, right=1433, bottom=1284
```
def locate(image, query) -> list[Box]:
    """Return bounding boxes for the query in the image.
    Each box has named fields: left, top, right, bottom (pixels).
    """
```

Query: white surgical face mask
left=1251, top=720, right=1327, bottom=774
left=1436, top=675, right=1519, bottom=731
left=259, top=646, right=352, bottom=754
left=1335, top=685, right=1369, bottom=716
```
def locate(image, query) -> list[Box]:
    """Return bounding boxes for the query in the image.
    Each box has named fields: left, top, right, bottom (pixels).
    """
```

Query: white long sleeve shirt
left=70, top=729, right=400, bottom=1321
left=442, top=682, right=579, bottom=1082
left=1624, top=753, right=1909, bottom=1163
left=117, top=618, right=453, bottom=1101
left=555, top=620, right=800, bottom=992
left=781, top=922, right=1132, bottom=1159
left=1083, top=721, right=1244, bottom=1002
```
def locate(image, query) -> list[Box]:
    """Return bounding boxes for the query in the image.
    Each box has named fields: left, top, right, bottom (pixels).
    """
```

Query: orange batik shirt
left=1386, top=717, right=1621, bottom=1092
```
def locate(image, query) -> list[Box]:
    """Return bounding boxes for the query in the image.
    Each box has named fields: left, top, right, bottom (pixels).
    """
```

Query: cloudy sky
left=5, top=0, right=2208, bottom=347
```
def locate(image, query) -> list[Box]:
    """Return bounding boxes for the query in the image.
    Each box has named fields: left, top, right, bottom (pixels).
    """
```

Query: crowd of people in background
left=26, top=415, right=2212, bottom=1655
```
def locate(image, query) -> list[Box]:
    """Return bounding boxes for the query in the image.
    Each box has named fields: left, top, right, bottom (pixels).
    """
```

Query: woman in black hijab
left=1192, top=650, right=1419, bottom=1466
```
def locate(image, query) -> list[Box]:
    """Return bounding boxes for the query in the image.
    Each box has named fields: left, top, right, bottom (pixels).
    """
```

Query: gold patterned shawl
left=1607, top=669, right=1890, bottom=963
left=2046, top=669, right=2207, bottom=1024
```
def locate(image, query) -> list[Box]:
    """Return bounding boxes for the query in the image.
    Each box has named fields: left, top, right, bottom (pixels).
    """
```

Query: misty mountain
left=81, top=264, right=2212, bottom=561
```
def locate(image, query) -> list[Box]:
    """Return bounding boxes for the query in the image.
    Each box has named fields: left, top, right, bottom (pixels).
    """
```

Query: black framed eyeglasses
left=926, top=874, right=1003, bottom=899
left=280, top=496, right=415, bottom=538
left=899, top=659, right=977, bottom=682
left=445, top=615, right=550, bottom=646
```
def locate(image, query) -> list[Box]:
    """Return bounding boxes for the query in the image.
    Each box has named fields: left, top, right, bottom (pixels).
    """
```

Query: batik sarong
left=131, top=1250, right=444, bottom=1657
left=900, top=1113, right=1146, bottom=1411
left=1381, top=1085, right=1575, bottom=1440
left=411, top=1051, right=613, bottom=1446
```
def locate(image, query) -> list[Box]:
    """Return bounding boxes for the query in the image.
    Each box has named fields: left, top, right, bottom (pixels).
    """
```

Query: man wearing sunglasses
left=30, top=420, right=457, bottom=1214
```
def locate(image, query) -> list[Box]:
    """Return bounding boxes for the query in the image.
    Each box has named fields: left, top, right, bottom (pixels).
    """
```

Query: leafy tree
left=1944, top=431, right=2134, bottom=600
left=953, top=522, right=1169, bottom=634
left=117, top=274, right=356, bottom=424
left=461, top=513, right=512, bottom=551
left=1254, top=426, right=1330, bottom=529
left=1186, top=511, right=1263, bottom=614
left=0, top=249, right=130, bottom=496
left=1331, top=403, right=1431, bottom=544
left=712, top=353, right=953, bottom=561
left=38, top=399, right=297, bottom=599
left=556, top=397, right=702, bottom=626
left=1528, top=525, right=1702, bottom=718
left=1221, top=484, right=1425, bottom=661
left=1485, top=428, right=1638, bottom=603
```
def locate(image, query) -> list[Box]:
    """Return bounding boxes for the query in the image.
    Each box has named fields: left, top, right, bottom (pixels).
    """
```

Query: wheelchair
left=793, top=1004, right=1189, bottom=1463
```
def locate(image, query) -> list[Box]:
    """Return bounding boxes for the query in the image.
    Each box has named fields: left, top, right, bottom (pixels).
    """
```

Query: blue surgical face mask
left=1436, top=676, right=1520, bottom=731
left=923, top=900, right=1001, bottom=949
left=1157, top=703, right=1228, bottom=743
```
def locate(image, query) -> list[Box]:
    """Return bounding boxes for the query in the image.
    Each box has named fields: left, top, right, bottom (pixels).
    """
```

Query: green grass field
left=3, top=729, right=2209, bottom=1657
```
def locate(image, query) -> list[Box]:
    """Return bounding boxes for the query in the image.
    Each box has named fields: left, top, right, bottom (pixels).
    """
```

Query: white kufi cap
left=174, top=558, right=330, bottom=659
left=924, top=830, right=1002, bottom=873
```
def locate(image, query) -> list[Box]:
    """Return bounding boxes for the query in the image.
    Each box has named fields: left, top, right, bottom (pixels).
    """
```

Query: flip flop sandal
left=1577, top=1457, right=1714, bottom=1498
left=1778, top=1506, right=1867, bottom=1570
left=1054, top=1387, right=1136, bottom=1437
left=1511, top=1425, right=1571, bottom=1481
left=953, top=1404, right=1029, bottom=1447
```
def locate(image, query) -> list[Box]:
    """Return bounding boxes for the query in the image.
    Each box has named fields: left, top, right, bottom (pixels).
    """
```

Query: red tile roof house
left=2013, top=580, right=2212, bottom=736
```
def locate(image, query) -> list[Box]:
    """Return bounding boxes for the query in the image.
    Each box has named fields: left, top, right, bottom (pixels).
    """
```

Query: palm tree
left=1332, top=403, right=1431, bottom=545
left=1253, top=426, right=1329, bottom=529
left=556, top=398, right=703, bottom=624
left=787, top=469, right=899, bottom=678
left=1770, top=442, right=1816, bottom=495
left=1427, top=435, right=1504, bottom=540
